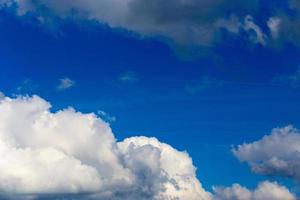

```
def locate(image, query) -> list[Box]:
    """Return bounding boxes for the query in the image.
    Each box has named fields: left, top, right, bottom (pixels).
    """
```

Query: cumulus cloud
left=0, top=94, right=211, bottom=200
left=0, top=94, right=298, bottom=200
left=57, top=77, right=75, bottom=90
left=233, top=125, right=300, bottom=181
left=213, top=181, right=296, bottom=200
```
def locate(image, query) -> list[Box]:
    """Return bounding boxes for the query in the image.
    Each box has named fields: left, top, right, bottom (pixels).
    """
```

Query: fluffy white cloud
left=0, top=95, right=211, bottom=199
left=118, top=137, right=212, bottom=200
left=213, top=181, right=296, bottom=200
left=233, top=125, right=300, bottom=181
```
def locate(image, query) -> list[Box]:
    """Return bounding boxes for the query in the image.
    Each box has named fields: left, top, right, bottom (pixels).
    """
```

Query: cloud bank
left=233, top=125, right=300, bottom=181
left=0, top=94, right=298, bottom=199
left=0, top=95, right=211, bottom=199
left=213, top=181, right=296, bottom=200
left=1, top=0, right=300, bottom=47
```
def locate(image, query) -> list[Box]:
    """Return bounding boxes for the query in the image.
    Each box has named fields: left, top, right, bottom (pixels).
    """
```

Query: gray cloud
left=1, top=0, right=300, bottom=49
left=0, top=0, right=261, bottom=46
left=233, top=125, right=300, bottom=181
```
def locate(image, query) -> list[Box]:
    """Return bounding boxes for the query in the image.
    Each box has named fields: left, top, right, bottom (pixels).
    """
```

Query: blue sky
left=1, top=1, right=300, bottom=199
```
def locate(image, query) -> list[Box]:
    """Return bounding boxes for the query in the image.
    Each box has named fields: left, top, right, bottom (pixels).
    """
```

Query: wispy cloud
left=118, top=71, right=139, bottom=83
left=57, top=77, right=75, bottom=90
left=97, top=110, right=116, bottom=123
left=16, top=79, right=39, bottom=94
left=185, top=76, right=224, bottom=94
left=273, top=67, right=300, bottom=88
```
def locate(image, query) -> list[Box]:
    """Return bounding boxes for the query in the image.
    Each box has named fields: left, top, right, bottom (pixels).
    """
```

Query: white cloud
left=57, top=77, right=75, bottom=90
left=0, top=94, right=211, bottom=200
left=213, top=181, right=296, bottom=200
left=233, top=125, right=300, bottom=181
left=0, top=94, right=298, bottom=200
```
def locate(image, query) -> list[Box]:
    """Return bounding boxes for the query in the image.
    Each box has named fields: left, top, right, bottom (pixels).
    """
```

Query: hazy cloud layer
left=233, top=125, right=300, bottom=181
left=0, top=95, right=211, bottom=200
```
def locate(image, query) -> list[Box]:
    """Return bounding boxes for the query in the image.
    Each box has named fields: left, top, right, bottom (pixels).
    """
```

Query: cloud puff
left=233, top=125, right=300, bottom=181
left=0, top=95, right=211, bottom=200
left=57, top=77, right=75, bottom=90
left=213, top=181, right=296, bottom=200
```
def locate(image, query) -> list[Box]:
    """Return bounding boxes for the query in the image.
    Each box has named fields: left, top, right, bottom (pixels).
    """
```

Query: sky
left=0, top=0, right=300, bottom=200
